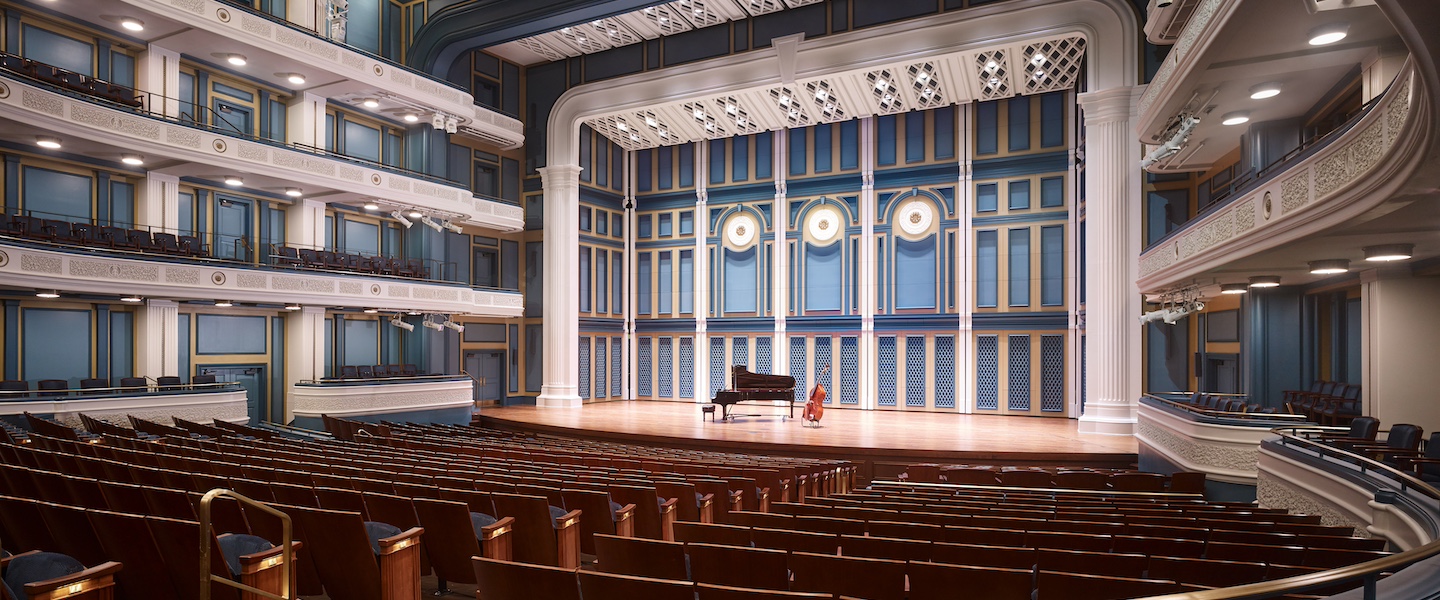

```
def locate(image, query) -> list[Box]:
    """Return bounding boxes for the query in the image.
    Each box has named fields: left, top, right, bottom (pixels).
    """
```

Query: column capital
left=145, top=172, right=179, bottom=185
left=1077, top=85, right=1144, bottom=124
left=298, top=305, right=328, bottom=316
left=539, top=165, right=584, bottom=188
left=144, top=299, right=179, bottom=309
left=296, top=198, right=328, bottom=211
left=696, top=189, right=708, bottom=205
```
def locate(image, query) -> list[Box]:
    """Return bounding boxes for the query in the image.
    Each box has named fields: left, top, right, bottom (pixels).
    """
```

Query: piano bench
left=702, top=404, right=717, bottom=422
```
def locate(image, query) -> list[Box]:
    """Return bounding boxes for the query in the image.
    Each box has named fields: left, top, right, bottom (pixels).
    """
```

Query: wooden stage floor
left=480, top=401, right=1138, bottom=478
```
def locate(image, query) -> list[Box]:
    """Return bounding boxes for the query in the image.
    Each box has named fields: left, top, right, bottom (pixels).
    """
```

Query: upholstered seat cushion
left=4, top=552, right=84, bottom=599
left=470, top=512, right=499, bottom=541
left=696, top=492, right=706, bottom=507
left=610, top=501, right=624, bottom=521
left=548, top=505, right=567, bottom=528
left=364, top=521, right=403, bottom=555
left=217, top=533, right=276, bottom=577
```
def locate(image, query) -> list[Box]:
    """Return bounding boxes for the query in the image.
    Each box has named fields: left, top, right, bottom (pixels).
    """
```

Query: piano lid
left=731, top=365, right=796, bottom=390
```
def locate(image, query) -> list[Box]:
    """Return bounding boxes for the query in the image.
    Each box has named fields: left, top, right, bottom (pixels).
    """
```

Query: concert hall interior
left=0, top=0, right=1439, bottom=598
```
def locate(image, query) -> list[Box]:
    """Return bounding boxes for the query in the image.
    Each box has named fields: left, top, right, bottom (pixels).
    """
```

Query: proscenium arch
left=545, top=0, right=1140, bottom=168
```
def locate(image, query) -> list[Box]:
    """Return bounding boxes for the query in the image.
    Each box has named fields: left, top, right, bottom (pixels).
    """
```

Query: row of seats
left=327, top=364, right=425, bottom=380
left=0, top=51, right=143, bottom=107
left=899, top=464, right=1205, bottom=492
left=0, top=375, right=218, bottom=398
left=1283, top=381, right=1363, bottom=425
left=4, top=214, right=212, bottom=257
left=1310, top=418, right=1440, bottom=484
left=1179, top=392, right=1281, bottom=414
left=272, top=245, right=431, bottom=279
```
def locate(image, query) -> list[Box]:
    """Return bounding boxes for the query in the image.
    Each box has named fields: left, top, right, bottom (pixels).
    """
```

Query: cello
left=803, top=364, right=830, bottom=428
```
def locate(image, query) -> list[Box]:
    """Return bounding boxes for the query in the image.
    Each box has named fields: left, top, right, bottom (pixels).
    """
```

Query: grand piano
left=710, top=366, right=797, bottom=421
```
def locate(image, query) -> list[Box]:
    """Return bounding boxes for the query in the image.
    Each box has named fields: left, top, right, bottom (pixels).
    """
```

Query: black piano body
left=711, top=366, right=797, bottom=420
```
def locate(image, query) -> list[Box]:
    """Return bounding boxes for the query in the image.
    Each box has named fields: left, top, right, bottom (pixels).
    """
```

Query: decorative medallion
left=211, top=271, right=227, bottom=285
left=371, top=173, right=383, bottom=185
left=726, top=214, right=757, bottom=247
left=216, top=8, right=231, bottom=22
left=212, top=139, right=228, bottom=153
left=0, top=82, right=9, bottom=99
left=373, top=65, right=384, bottom=77
left=0, top=250, right=8, bottom=267
left=808, top=206, right=841, bottom=242
left=371, top=284, right=382, bottom=295
left=1263, top=191, right=1272, bottom=220
left=897, top=200, right=934, bottom=237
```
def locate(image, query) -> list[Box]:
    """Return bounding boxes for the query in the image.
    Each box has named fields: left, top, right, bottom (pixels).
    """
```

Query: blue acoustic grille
left=611, top=337, right=622, bottom=397
left=1041, top=334, right=1064, bottom=412
left=638, top=337, right=653, bottom=397
left=878, top=336, right=897, bottom=407
left=934, top=335, right=956, bottom=409
left=1008, top=334, right=1031, bottom=411
left=732, top=337, right=749, bottom=369
left=839, top=336, right=858, bottom=405
left=756, top=336, right=772, bottom=373
left=905, top=336, right=927, bottom=407
left=977, top=335, right=999, bottom=410
left=815, top=336, right=834, bottom=404
left=595, top=338, right=607, bottom=398
left=710, top=336, right=726, bottom=396
left=679, top=337, right=694, bottom=398
left=658, top=337, right=673, bottom=397
left=790, top=339, right=808, bottom=403
left=578, top=337, right=591, bottom=400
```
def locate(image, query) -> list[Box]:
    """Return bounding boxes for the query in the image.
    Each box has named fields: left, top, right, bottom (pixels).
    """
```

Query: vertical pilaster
left=694, top=143, right=710, bottom=402
left=538, top=165, right=584, bottom=408
left=287, top=92, right=328, bottom=149
left=136, top=45, right=180, bottom=118
left=858, top=117, right=877, bottom=410
left=284, top=306, right=327, bottom=423
left=771, top=133, right=790, bottom=374
left=955, top=107, right=976, bottom=413
left=134, top=299, right=178, bottom=379
left=1076, top=86, right=1144, bottom=436
left=1361, top=269, right=1440, bottom=432
left=137, top=173, right=179, bottom=234
left=625, top=151, right=637, bottom=400
left=286, top=198, right=327, bottom=248
left=1067, top=95, right=1085, bottom=417
left=289, top=0, right=319, bottom=32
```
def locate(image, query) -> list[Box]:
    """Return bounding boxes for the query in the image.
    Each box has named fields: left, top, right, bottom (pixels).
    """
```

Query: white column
left=694, top=192, right=710, bottom=402
left=858, top=117, right=877, bottom=410
left=624, top=152, right=637, bottom=400
left=1066, top=95, right=1085, bottom=417
left=287, top=93, right=328, bottom=149
left=771, top=132, right=790, bottom=375
left=286, top=198, right=327, bottom=248
left=955, top=108, right=975, bottom=414
left=136, top=45, right=180, bottom=118
left=1361, top=269, right=1440, bottom=432
left=134, top=300, right=178, bottom=379
left=289, top=0, right=319, bottom=32
left=538, top=165, right=584, bottom=408
left=137, top=173, right=179, bottom=233
left=284, top=306, right=327, bottom=423
left=1076, top=86, right=1145, bottom=436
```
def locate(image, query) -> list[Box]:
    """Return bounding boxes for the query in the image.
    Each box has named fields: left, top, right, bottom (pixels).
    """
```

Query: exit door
left=465, top=351, right=504, bottom=404
left=199, top=365, right=267, bottom=425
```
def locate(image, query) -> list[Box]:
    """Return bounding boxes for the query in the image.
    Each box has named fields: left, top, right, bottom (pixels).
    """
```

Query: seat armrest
left=613, top=503, right=637, bottom=538
left=378, top=526, right=425, bottom=555
left=238, top=540, right=302, bottom=598
left=697, top=493, right=715, bottom=524
left=757, top=487, right=771, bottom=513
left=23, top=561, right=123, bottom=600
left=728, top=490, right=744, bottom=512
left=553, top=509, right=583, bottom=569
left=479, top=516, right=515, bottom=561
left=658, top=497, right=678, bottom=541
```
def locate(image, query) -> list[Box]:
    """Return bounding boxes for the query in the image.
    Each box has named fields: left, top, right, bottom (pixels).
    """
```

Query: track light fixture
left=444, top=117, right=458, bottom=134
left=1309, top=259, right=1350, bottom=275
left=431, top=113, right=446, bottom=130
left=419, top=215, right=445, bottom=233
left=1248, top=275, right=1281, bottom=288
left=389, top=315, right=415, bottom=331
left=422, top=315, right=445, bottom=331
left=390, top=210, right=413, bottom=228
left=1364, top=243, right=1413, bottom=262
left=441, top=220, right=464, bottom=234
left=443, top=320, right=465, bottom=333
left=1141, top=114, right=1199, bottom=169
left=1139, top=286, right=1204, bottom=325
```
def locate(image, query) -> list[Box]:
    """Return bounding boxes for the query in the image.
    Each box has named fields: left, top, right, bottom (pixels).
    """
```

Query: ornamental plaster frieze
left=1137, top=66, right=1420, bottom=290
left=1135, top=403, right=1261, bottom=484
left=1257, top=470, right=1368, bottom=538
left=289, top=380, right=474, bottom=418
left=0, top=242, right=522, bottom=317
left=0, top=77, right=522, bottom=231
left=121, top=0, right=524, bottom=145
left=0, top=390, right=251, bottom=427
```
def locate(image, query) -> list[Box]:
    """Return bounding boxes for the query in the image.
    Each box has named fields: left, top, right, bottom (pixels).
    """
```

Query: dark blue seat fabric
left=547, top=505, right=567, bottom=528
left=610, top=501, right=623, bottom=520
left=469, top=512, right=499, bottom=541
left=364, top=521, right=402, bottom=555
left=217, top=533, right=275, bottom=577
left=696, top=492, right=706, bottom=507
left=5, top=552, right=84, bottom=599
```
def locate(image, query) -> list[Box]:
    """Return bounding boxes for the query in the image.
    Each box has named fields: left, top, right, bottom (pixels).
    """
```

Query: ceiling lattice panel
left=1022, top=36, right=1086, bottom=94
left=975, top=49, right=1012, bottom=100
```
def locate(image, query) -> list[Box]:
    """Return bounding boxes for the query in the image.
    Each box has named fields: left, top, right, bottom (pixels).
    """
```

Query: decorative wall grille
left=679, top=337, right=694, bottom=398
left=840, top=336, right=858, bottom=405
left=578, top=337, right=591, bottom=399
left=977, top=335, right=999, bottom=410
left=879, top=336, right=897, bottom=407
left=934, top=335, right=956, bottom=409
left=1008, top=334, right=1031, bottom=411
left=905, top=335, right=927, bottom=407
left=1041, top=334, right=1064, bottom=412
left=658, top=337, right=673, bottom=397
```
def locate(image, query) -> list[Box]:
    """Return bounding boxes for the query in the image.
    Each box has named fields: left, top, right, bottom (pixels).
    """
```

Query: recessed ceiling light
left=120, top=294, right=143, bottom=303
left=214, top=300, right=234, bottom=307
left=362, top=98, right=380, bottom=108
left=121, top=154, right=144, bottom=165
left=36, top=290, right=60, bottom=299
left=226, top=53, right=248, bottom=66
left=364, top=201, right=380, bottom=210
left=1364, top=243, right=1414, bottom=262
left=285, top=187, right=303, bottom=197
left=1220, top=283, right=1248, bottom=295
left=285, top=303, right=302, bottom=311
left=35, top=136, right=62, bottom=149
left=1308, top=23, right=1349, bottom=46
left=285, top=73, right=306, bottom=85
left=224, top=175, right=243, bottom=186
left=120, top=17, right=144, bottom=31
left=1249, top=82, right=1282, bottom=99
left=1308, top=259, right=1350, bottom=275
left=1248, top=275, right=1281, bottom=288
left=408, top=210, right=423, bottom=218
left=363, top=308, right=379, bottom=314
left=402, top=113, right=419, bottom=123
left=1221, top=111, right=1251, bottom=126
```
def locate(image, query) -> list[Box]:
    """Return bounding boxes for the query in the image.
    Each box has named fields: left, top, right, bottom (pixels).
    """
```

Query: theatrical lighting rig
left=1140, top=286, right=1205, bottom=325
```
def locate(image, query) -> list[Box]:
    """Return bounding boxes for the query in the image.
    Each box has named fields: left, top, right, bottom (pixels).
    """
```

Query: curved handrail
left=1142, top=393, right=1309, bottom=423
left=1139, top=429, right=1440, bottom=599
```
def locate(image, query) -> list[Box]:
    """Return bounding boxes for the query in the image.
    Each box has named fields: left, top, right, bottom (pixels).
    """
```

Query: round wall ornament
left=897, top=201, right=933, bottom=237
left=808, top=207, right=841, bottom=242
left=726, top=214, right=757, bottom=247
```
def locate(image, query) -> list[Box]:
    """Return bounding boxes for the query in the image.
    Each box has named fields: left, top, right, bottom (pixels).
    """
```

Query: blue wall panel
left=876, top=115, right=897, bottom=166
left=755, top=132, right=773, bottom=179
left=814, top=125, right=832, bottom=173
left=804, top=243, right=842, bottom=311
left=724, top=247, right=757, bottom=313
left=976, top=102, right=998, bottom=155
left=905, top=111, right=925, bottom=163
left=343, top=319, right=379, bottom=366
left=197, top=314, right=267, bottom=354
left=22, top=308, right=90, bottom=385
left=24, top=166, right=91, bottom=220
left=23, top=25, right=93, bottom=75
left=895, top=237, right=936, bottom=309
left=1008, top=96, right=1031, bottom=152
left=1009, top=229, right=1030, bottom=307
left=977, top=231, right=998, bottom=308
left=1041, top=226, right=1064, bottom=306
left=109, top=311, right=133, bottom=379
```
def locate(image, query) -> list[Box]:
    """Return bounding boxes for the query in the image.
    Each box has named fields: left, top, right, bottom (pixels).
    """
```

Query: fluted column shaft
left=538, top=165, right=584, bottom=408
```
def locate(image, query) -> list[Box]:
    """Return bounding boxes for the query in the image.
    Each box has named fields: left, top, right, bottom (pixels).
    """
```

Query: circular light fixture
left=120, top=294, right=143, bottom=303
left=402, top=113, right=419, bottom=123
left=408, top=210, right=423, bottom=219
left=226, top=53, right=248, bottom=66
left=1249, top=82, right=1283, bottom=99
left=35, top=136, right=62, bottom=149
left=285, top=187, right=303, bottom=197
left=120, top=17, right=145, bottom=31
left=224, top=175, right=243, bottom=186
left=1364, top=243, right=1414, bottom=262
left=1221, top=112, right=1251, bottom=126
left=36, top=290, right=60, bottom=299
left=363, top=201, right=380, bottom=211
left=1220, top=283, right=1248, bottom=295
left=407, top=311, right=421, bottom=316
left=1308, top=259, right=1351, bottom=275
left=1308, top=23, right=1349, bottom=46
left=1248, top=275, right=1282, bottom=288
left=362, top=98, right=380, bottom=108
left=121, top=154, right=144, bottom=166
left=284, top=73, right=306, bottom=85
left=214, top=300, right=234, bottom=307
left=285, top=303, right=302, bottom=311
left=363, top=308, right=379, bottom=314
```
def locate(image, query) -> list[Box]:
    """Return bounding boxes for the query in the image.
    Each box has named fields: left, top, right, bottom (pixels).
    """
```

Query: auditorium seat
left=610, top=484, right=678, bottom=541
left=684, top=543, right=790, bottom=591
left=36, top=380, right=70, bottom=397
left=491, top=492, right=583, bottom=568
left=907, top=561, right=1033, bottom=600
left=695, top=583, right=832, bottom=600
left=473, top=557, right=580, bottom=600
left=561, top=488, right=635, bottom=555
left=284, top=504, right=424, bottom=600
left=655, top=480, right=714, bottom=523
left=1035, top=570, right=1198, bottom=599
left=1037, top=548, right=1147, bottom=578
left=411, top=497, right=515, bottom=592
left=931, top=542, right=1037, bottom=570
left=1052, top=470, right=1110, bottom=490
left=840, top=534, right=932, bottom=562
left=750, top=527, right=840, bottom=555
left=1108, top=472, right=1166, bottom=492
left=1000, top=469, right=1054, bottom=488
left=788, top=551, right=906, bottom=600
left=594, top=533, right=690, bottom=580
left=577, top=570, right=696, bottom=600
left=1351, top=424, right=1424, bottom=464
left=0, top=550, right=122, bottom=600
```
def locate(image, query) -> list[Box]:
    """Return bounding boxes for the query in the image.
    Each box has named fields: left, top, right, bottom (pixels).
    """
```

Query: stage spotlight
left=391, top=210, right=413, bottom=228
left=441, top=220, right=464, bottom=234
left=443, top=320, right=465, bottom=333
left=431, top=113, right=446, bottom=130
left=422, top=316, right=445, bottom=331
left=390, top=315, right=415, bottom=331
left=444, top=117, right=458, bottom=134
left=419, top=215, right=444, bottom=232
